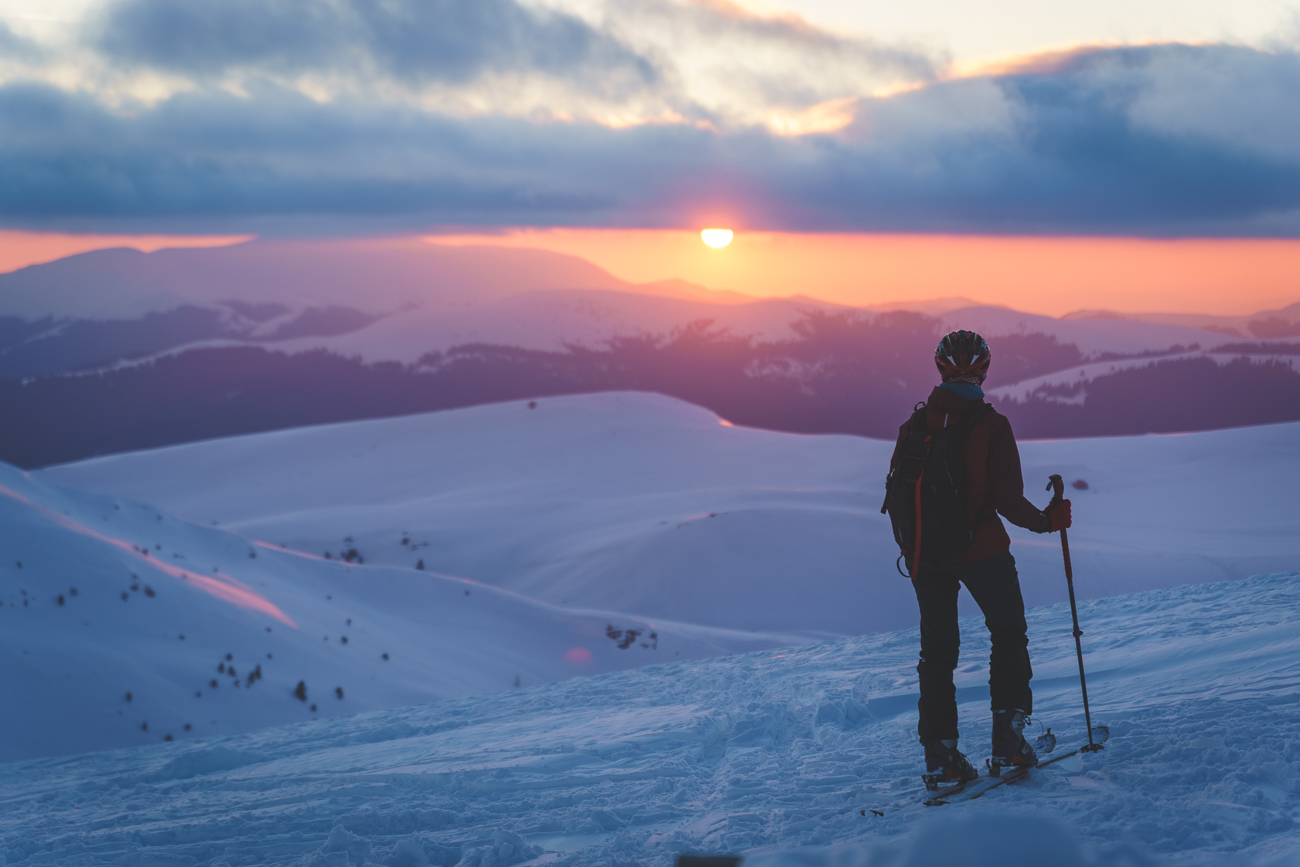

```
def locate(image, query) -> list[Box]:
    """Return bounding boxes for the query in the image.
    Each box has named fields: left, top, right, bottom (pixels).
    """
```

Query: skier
left=885, top=331, right=1072, bottom=784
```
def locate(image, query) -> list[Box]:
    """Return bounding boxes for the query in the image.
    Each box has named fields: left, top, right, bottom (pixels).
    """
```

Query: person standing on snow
left=883, top=330, right=1072, bottom=783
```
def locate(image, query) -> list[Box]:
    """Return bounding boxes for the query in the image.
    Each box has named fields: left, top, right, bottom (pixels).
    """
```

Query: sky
left=428, top=230, right=1300, bottom=317
left=0, top=0, right=1297, bottom=314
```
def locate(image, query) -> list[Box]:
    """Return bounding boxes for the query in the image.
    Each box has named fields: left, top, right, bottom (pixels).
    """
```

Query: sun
left=701, top=228, right=734, bottom=248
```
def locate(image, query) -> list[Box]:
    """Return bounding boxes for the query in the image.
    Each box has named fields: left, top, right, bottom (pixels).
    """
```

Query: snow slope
left=42, top=392, right=1300, bottom=637
left=0, top=460, right=796, bottom=763
left=207, top=298, right=1247, bottom=366
left=268, top=290, right=843, bottom=363
left=3, top=571, right=1298, bottom=866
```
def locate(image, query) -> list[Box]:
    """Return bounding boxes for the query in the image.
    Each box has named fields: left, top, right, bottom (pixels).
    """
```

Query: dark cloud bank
left=93, top=0, right=659, bottom=93
left=2, top=0, right=1298, bottom=235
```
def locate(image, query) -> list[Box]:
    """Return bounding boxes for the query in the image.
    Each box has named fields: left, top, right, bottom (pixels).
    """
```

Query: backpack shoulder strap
left=952, top=402, right=994, bottom=439
left=906, top=402, right=929, bottom=434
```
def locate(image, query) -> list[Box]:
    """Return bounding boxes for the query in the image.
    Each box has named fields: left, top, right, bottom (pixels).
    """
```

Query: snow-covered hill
left=0, top=238, right=1254, bottom=373
left=987, top=346, right=1300, bottom=404
left=0, top=239, right=739, bottom=378
left=3, top=571, right=1298, bottom=866
left=7, top=240, right=1294, bottom=466
left=267, top=299, right=1242, bottom=367
left=0, top=459, right=795, bottom=763
left=937, top=305, right=1238, bottom=357
left=152, top=298, right=1246, bottom=368
left=42, top=393, right=1300, bottom=637
left=0, top=239, right=642, bottom=321
left=267, top=289, right=843, bottom=364
left=1064, top=301, right=1300, bottom=340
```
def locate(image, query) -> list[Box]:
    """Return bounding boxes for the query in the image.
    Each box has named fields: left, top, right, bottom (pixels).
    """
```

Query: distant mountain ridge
left=0, top=238, right=643, bottom=319
left=0, top=239, right=733, bottom=378
left=1063, top=302, right=1300, bottom=339
left=0, top=239, right=1296, bottom=465
left=0, top=238, right=1270, bottom=377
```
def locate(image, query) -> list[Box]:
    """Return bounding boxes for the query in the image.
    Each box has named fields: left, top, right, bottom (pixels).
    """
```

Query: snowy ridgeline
left=0, top=458, right=799, bottom=763
left=13, top=391, right=1300, bottom=761
left=40, top=392, right=1300, bottom=637
left=2, top=572, right=1299, bottom=867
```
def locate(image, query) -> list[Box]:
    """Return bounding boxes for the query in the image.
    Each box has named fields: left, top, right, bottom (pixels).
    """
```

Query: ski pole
left=1048, top=474, right=1103, bottom=753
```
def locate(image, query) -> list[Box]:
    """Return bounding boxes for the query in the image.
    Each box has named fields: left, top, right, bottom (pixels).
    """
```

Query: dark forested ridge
left=0, top=305, right=380, bottom=380
left=0, top=312, right=1296, bottom=468
left=998, top=356, right=1300, bottom=438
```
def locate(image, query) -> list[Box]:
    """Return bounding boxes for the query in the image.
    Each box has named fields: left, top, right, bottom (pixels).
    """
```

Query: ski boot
left=921, top=739, right=979, bottom=791
left=989, top=709, right=1038, bottom=776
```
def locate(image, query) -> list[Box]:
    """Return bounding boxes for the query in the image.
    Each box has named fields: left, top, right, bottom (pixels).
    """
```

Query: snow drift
left=2, top=572, right=1298, bottom=866
left=0, top=458, right=794, bottom=762
left=43, top=392, right=1300, bottom=636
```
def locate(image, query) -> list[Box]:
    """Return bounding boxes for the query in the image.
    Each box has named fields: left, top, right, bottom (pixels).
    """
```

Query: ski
left=924, top=725, right=1109, bottom=806
left=919, top=773, right=980, bottom=800
left=926, top=747, right=1079, bottom=805
left=916, top=726, right=1057, bottom=805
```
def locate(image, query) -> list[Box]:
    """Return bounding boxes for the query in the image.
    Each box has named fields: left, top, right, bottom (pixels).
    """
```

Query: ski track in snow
left=3, top=573, right=1298, bottom=867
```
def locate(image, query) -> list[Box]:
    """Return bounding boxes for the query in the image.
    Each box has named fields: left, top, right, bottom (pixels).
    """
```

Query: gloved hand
left=1045, top=499, right=1072, bottom=532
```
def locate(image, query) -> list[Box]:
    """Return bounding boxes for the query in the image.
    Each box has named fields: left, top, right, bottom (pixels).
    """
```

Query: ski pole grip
left=1047, top=474, right=1065, bottom=505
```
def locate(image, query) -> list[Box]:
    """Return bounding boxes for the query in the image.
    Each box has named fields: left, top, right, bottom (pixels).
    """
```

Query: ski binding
left=989, top=727, right=1058, bottom=778
left=925, top=725, right=1110, bottom=806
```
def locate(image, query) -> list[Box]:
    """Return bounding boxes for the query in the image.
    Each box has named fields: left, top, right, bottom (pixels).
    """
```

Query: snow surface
left=42, top=392, right=1300, bottom=637
left=0, top=459, right=797, bottom=762
left=266, top=290, right=841, bottom=363
left=3, top=571, right=1299, bottom=866
left=232, top=300, right=1243, bottom=367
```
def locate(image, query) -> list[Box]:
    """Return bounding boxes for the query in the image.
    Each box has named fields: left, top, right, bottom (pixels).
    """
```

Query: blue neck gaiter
left=939, top=382, right=985, bottom=401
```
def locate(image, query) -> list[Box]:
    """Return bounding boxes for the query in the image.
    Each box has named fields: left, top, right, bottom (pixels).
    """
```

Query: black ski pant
left=912, top=552, right=1032, bottom=744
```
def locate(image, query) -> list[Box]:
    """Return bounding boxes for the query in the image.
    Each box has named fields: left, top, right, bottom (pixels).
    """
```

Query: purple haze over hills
left=0, top=240, right=1295, bottom=467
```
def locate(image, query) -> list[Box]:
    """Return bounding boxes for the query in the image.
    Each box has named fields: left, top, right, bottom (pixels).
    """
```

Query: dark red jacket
left=890, top=386, right=1050, bottom=563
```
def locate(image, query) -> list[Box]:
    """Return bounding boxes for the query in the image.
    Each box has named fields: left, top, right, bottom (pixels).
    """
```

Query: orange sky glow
left=428, top=229, right=1300, bottom=318
left=2, top=228, right=1297, bottom=319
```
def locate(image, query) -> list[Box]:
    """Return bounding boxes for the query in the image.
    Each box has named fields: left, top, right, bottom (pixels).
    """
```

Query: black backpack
left=881, top=402, right=994, bottom=576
